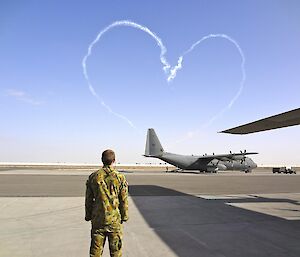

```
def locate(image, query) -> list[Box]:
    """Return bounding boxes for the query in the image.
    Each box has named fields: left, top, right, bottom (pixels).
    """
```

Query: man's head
left=101, top=149, right=115, bottom=166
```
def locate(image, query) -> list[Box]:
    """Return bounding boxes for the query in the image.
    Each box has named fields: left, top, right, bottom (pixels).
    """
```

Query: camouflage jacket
left=85, top=165, right=129, bottom=229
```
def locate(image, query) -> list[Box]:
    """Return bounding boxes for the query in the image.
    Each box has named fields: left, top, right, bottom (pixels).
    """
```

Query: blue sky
left=1, top=0, right=299, bottom=165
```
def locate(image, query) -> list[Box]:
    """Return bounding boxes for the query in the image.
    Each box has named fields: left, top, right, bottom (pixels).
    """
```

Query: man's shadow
left=129, top=185, right=300, bottom=257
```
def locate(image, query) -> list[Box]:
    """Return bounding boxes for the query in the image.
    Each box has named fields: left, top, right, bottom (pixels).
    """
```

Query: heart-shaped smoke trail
left=82, top=20, right=246, bottom=132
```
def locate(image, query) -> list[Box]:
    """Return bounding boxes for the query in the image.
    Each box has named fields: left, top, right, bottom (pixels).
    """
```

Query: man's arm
left=85, top=178, right=93, bottom=221
left=118, top=175, right=129, bottom=222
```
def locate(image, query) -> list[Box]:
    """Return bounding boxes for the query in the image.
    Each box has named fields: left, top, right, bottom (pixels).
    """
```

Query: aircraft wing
left=196, top=152, right=258, bottom=161
left=220, top=108, right=300, bottom=134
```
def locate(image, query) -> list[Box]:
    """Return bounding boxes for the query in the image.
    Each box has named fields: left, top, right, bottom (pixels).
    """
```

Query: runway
left=0, top=169, right=300, bottom=196
left=1, top=168, right=300, bottom=257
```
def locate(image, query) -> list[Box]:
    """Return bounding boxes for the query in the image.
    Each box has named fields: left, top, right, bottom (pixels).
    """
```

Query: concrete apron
left=1, top=193, right=300, bottom=257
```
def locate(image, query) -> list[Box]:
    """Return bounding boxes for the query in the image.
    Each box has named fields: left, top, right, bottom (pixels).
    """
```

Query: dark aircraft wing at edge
left=220, top=108, right=300, bottom=135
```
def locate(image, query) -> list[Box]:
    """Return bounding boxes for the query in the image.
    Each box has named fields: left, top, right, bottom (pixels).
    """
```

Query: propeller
left=241, top=150, right=247, bottom=163
left=240, top=155, right=246, bottom=164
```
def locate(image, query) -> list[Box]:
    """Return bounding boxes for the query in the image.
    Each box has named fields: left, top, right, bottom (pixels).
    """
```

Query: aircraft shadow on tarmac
left=129, top=185, right=300, bottom=257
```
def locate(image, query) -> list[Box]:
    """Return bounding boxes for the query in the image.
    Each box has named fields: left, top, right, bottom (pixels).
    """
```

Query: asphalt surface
left=0, top=170, right=300, bottom=196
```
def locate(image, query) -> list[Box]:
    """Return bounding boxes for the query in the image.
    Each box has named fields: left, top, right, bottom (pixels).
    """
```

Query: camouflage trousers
left=90, top=227, right=123, bottom=257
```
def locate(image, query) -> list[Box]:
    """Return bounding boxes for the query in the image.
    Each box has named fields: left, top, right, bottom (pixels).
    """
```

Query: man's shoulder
left=113, top=169, right=126, bottom=179
left=88, top=169, right=103, bottom=180
left=108, top=169, right=126, bottom=185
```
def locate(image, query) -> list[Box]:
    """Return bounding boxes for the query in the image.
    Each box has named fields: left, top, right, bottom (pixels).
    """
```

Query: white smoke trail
left=169, top=34, right=246, bottom=144
left=82, top=20, right=170, bottom=129
left=82, top=20, right=246, bottom=131
left=168, top=33, right=246, bottom=110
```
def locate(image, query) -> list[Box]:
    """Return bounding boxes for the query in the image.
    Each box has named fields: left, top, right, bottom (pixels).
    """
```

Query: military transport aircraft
left=144, top=128, right=258, bottom=173
left=221, top=107, right=300, bottom=134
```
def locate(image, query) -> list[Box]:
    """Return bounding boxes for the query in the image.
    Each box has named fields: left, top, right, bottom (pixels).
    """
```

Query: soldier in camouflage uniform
left=85, top=149, right=129, bottom=257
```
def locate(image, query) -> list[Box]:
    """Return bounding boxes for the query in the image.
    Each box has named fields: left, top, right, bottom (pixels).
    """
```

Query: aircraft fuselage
left=157, top=152, right=257, bottom=172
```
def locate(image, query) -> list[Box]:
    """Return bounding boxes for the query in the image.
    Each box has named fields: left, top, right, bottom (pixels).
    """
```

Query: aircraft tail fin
left=144, top=128, right=164, bottom=157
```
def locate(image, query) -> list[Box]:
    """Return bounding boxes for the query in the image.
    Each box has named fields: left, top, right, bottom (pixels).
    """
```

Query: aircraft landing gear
left=167, top=168, right=182, bottom=173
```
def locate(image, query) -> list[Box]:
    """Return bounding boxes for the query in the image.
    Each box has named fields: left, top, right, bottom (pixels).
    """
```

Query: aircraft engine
left=232, top=155, right=244, bottom=161
left=217, top=163, right=227, bottom=170
left=206, top=163, right=227, bottom=172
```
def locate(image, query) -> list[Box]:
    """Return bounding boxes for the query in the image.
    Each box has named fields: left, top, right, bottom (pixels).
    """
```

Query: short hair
left=101, top=149, right=115, bottom=165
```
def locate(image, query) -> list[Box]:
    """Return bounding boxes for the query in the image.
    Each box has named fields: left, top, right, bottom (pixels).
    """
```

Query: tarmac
left=0, top=168, right=300, bottom=257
